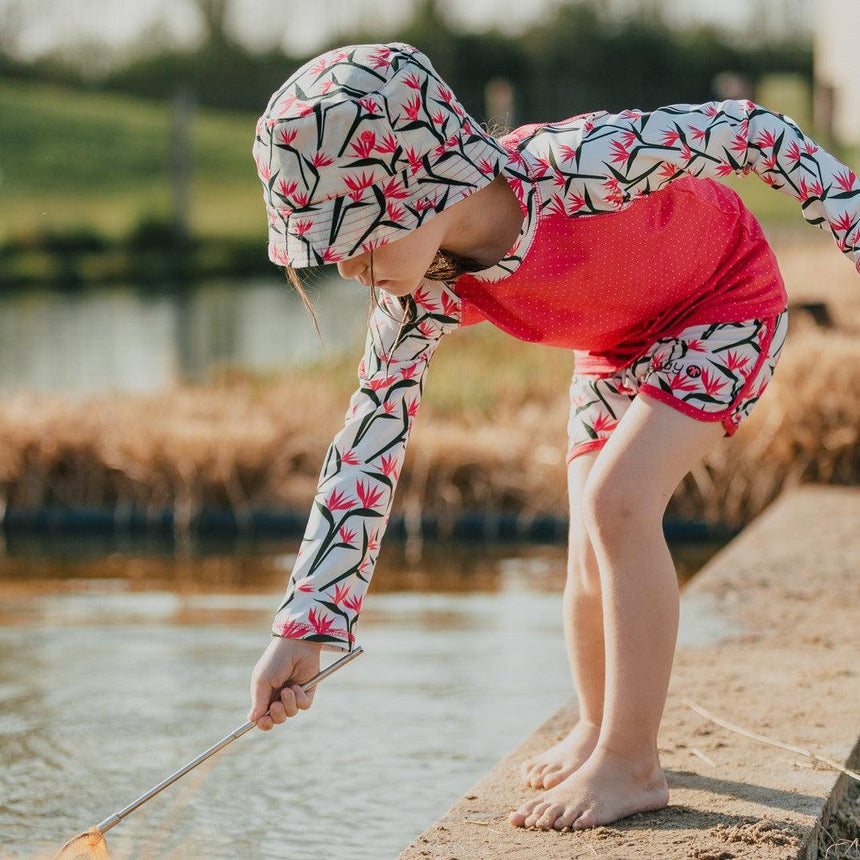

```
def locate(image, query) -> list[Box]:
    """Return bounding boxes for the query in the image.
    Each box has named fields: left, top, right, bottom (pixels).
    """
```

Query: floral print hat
left=252, top=42, right=510, bottom=268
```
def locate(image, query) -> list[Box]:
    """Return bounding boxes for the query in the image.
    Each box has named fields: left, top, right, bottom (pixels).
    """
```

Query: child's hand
left=248, top=637, right=324, bottom=731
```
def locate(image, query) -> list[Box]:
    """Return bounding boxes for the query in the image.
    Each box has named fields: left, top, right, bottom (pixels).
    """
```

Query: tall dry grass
left=0, top=236, right=857, bottom=534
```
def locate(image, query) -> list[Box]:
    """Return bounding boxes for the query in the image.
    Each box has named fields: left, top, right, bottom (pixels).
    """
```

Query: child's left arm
left=557, top=100, right=860, bottom=273
left=268, top=281, right=463, bottom=651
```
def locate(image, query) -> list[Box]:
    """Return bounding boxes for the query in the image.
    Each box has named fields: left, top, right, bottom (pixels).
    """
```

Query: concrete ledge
left=400, top=487, right=860, bottom=859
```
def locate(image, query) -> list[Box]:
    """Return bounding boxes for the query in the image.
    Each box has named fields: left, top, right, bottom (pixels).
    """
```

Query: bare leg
left=511, top=395, right=726, bottom=831
left=521, top=452, right=605, bottom=789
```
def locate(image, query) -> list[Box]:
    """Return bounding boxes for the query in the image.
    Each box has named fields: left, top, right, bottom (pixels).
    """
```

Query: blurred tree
left=199, top=0, right=229, bottom=44
left=389, top=0, right=524, bottom=126
left=517, top=2, right=810, bottom=119
left=0, top=0, right=811, bottom=120
left=100, top=0, right=297, bottom=112
left=399, top=0, right=459, bottom=81
left=317, top=0, right=525, bottom=129
left=519, top=2, right=613, bottom=117
left=0, top=0, right=23, bottom=59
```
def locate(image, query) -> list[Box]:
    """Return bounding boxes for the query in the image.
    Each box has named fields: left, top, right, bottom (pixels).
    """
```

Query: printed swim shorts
left=566, top=310, right=789, bottom=464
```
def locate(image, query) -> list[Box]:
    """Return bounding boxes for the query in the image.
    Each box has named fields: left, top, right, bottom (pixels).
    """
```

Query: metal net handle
left=94, top=646, right=364, bottom=833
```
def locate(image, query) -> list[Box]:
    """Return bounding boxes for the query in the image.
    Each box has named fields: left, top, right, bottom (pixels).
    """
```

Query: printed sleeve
left=541, top=100, right=860, bottom=273
left=271, top=281, right=463, bottom=652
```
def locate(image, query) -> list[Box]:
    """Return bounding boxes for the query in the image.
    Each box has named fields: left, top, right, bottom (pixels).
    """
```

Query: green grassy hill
left=0, top=79, right=265, bottom=244
left=0, top=77, right=808, bottom=251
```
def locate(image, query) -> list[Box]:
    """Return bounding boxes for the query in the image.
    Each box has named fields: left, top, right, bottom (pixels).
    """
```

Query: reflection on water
left=0, top=538, right=725, bottom=859
left=0, top=275, right=367, bottom=396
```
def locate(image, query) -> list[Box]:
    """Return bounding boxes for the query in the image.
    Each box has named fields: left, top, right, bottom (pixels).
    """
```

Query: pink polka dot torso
left=454, top=174, right=787, bottom=374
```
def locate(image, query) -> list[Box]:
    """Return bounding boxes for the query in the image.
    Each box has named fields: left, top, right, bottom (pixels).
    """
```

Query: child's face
left=336, top=214, right=447, bottom=296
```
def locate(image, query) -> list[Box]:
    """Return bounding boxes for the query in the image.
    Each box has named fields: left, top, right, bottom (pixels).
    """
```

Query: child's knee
left=582, top=468, right=662, bottom=542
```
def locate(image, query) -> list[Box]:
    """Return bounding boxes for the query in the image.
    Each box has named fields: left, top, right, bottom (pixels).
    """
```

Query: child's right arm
left=248, top=280, right=464, bottom=724
left=536, top=100, right=860, bottom=274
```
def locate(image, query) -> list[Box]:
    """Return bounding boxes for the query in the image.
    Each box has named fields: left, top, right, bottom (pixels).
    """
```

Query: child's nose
left=337, top=255, right=369, bottom=283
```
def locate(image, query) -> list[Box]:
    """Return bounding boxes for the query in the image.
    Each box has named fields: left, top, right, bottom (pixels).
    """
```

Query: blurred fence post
left=171, top=87, right=195, bottom=253
left=484, top=77, right=515, bottom=137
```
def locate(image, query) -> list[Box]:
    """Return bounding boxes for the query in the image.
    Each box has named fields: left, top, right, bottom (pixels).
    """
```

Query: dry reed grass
left=0, top=237, right=857, bottom=534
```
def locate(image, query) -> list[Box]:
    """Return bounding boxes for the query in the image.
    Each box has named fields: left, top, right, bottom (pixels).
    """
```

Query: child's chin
left=377, top=280, right=412, bottom=296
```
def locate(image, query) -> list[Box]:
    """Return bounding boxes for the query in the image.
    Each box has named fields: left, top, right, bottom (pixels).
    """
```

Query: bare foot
left=519, top=719, right=601, bottom=789
left=509, top=746, right=669, bottom=831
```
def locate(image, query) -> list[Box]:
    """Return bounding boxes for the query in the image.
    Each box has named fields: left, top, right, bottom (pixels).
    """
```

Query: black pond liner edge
left=0, top=505, right=739, bottom=544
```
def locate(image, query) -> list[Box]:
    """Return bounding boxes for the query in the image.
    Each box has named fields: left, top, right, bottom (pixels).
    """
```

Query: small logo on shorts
left=686, top=365, right=701, bottom=378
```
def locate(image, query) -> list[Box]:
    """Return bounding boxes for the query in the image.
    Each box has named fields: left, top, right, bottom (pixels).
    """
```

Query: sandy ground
left=399, top=487, right=860, bottom=859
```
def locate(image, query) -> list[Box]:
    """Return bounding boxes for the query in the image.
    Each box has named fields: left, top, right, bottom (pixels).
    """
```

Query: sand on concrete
left=399, top=487, right=860, bottom=859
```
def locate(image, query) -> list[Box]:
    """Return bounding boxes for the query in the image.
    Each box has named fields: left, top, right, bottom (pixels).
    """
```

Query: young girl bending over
left=247, top=42, right=859, bottom=832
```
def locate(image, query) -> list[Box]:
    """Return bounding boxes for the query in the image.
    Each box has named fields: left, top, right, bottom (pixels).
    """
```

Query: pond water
left=0, top=537, right=726, bottom=859
left=0, top=275, right=366, bottom=396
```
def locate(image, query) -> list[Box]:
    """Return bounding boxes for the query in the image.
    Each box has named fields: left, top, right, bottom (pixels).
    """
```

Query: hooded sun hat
left=252, top=41, right=511, bottom=268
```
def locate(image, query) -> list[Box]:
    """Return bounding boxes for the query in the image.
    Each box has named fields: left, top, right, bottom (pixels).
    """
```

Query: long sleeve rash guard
left=271, top=98, right=860, bottom=651
left=272, top=284, right=462, bottom=650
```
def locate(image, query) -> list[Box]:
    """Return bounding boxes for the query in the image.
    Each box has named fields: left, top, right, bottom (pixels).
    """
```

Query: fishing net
left=51, top=648, right=362, bottom=859
left=53, top=827, right=109, bottom=859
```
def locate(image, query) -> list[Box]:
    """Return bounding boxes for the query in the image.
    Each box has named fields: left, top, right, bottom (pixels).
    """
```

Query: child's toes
left=524, top=801, right=553, bottom=828
left=535, top=803, right=566, bottom=830
left=540, top=765, right=564, bottom=788
left=534, top=765, right=555, bottom=788
left=552, top=806, right=580, bottom=831
left=520, top=760, right=537, bottom=782
left=509, top=798, right=543, bottom=827
left=571, top=807, right=600, bottom=830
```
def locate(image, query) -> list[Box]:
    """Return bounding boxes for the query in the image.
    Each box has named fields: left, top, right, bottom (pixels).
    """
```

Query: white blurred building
left=814, top=0, right=860, bottom=146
